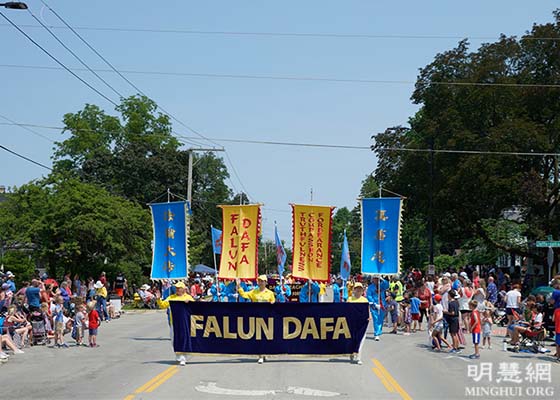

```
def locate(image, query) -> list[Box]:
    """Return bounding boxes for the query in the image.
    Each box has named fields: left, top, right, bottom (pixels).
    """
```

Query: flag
left=340, top=230, right=351, bottom=281
left=360, top=197, right=402, bottom=275
left=218, top=204, right=261, bottom=280
left=291, top=204, right=335, bottom=282
left=275, top=224, right=287, bottom=275
left=211, top=226, right=223, bottom=254
left=149, top=201, right=189, bottom=279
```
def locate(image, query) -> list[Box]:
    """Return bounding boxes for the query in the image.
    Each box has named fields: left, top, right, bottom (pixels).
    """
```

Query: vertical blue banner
left=361, top=197, right=402, bottom=275
left=275, top=224, right=287, bottom=275
left=211, top=226, right=223, bottom=254
left=150, top=201, right=189, bottom=279
left=340, top=230, right=351, bottom=281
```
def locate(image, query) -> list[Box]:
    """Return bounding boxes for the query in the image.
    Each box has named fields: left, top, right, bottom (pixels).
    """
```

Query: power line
left=2, top=63, right=560, bottom=88
left=224, top=151, right=253, bottom=202
left=0, top=114, right=55, bottom=143
left=0, top=144, right=52, bottom=170
left=26, top=8, right=124, bottom=99
left=36, top=0, right=215, bottom=150
left=0, top=11, right=118, bottom=107
left=1, top=23, right=559, bottom=41
left=380, top=147, right=560, bottom=157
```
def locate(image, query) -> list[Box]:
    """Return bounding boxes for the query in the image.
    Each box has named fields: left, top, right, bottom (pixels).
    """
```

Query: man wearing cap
left=236, top=275, right=275, bottom=364
left=156, top=281, right=194, bottom=366
left=5, top=271, right=16, bottom=293
left=366, top=276, right=390, bottom=341
left=347, top=282, right=370, bottom=364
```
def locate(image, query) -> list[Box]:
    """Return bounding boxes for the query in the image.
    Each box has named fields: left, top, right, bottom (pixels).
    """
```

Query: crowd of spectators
left=0, top=270, right=126, bottom=363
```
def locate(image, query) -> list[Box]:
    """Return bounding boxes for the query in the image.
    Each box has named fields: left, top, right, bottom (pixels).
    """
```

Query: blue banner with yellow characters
left=150, top=201, right=189, bottom=279
left=169, top=302, right=369, bottom=355
left=361, top=197, right=402, bottom=275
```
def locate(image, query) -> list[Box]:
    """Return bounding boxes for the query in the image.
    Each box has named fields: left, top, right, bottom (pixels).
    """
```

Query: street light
left=0, top=2, right=28, bottom=9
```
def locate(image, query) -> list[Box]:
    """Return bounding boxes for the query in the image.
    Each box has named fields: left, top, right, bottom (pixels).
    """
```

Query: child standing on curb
left=469, top=300, right=481, bottom=359
left=482, top=309, right=493, bottom=349
left=87, top=301, right=100, bottom=348
left=53, top=296, right=68, bottom=348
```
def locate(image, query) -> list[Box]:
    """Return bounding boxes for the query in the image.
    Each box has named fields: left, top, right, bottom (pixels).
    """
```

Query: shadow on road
left=130, top=337, right=171, bottom=341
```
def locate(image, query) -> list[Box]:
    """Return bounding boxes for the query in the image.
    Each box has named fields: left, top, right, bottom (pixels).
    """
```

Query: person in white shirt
left=505, top=284, right=522, bottom=325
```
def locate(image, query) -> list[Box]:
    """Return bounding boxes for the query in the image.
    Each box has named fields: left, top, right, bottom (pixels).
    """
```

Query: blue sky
left=0, top=1, right=557, bottom=240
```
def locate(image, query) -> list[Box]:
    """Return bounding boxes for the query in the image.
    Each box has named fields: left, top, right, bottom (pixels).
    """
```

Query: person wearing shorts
left=431, top=294, right=452, bottom=351
left=469, top=300, right=481, bottom=359
left=444, top=290, right=461, bottom=353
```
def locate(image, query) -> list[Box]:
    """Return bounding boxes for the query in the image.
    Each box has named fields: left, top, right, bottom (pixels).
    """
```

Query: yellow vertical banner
left=218, top=204, right=261, bottom=280
left=291, top=204, right=335, bottom=282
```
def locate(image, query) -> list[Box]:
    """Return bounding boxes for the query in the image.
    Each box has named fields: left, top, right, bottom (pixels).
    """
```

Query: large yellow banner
left=291, top=204, right=335, bottom=282
left=219, top=204, right=261, bottom=280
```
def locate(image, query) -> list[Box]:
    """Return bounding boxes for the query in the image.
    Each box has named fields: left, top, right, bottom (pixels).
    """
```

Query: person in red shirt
left=469, top=300, right=481, bottom=359
left=87, top=301, right=101, bottom=347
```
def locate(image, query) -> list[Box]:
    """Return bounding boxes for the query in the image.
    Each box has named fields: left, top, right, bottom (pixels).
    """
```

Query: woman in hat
left=94, top=281, right=110, bottom=322
left=236, top=275, right=275, bottom=364
left=347, top=282, right=371, bottom=365
left=156, top=281, right=194, bottom=366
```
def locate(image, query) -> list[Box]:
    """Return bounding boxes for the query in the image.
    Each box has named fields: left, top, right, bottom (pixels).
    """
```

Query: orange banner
left=291, top=204, right=335, bottom=282
left=218, top=204, right=261, bottom=280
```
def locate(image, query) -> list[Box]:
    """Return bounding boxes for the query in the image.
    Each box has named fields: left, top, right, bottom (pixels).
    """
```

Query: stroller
left=30, top=310, right=50, bottom=345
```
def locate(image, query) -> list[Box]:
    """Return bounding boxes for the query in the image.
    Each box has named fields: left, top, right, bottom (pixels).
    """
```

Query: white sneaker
left=0, top=352, right=9, bottom=359
left=177, top=355, right=186, bottom=365
left=257, top=357, right=264, bottom=364
left=374, top=336, right=380, bottom=341
left=356, top=359, right=363, bottom=365
left=14, top=349, right=24, bottom=354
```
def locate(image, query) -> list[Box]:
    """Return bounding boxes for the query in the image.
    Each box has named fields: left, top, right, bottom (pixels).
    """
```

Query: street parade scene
left=1, top=1, right=560, bottom=400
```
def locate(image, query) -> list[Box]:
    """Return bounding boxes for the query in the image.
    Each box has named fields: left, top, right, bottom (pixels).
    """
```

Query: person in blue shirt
left=410, top=293, right=421, bottom=332
left=5, top=271, right=16, bottom=293
left=223, top=280, right=238, bottom=303
left=366, top=276, right=390, bottom=340
left=209, top=279, right=226, bottom=302
left=486, top=276, right=498, bottom=305
left=299, top=279, right=320, bottom=303
left=25, top=279, right=42, bottom=311
left=332, top=277, right=348, bottom=303
left=274, top=280, right=291, bottom=303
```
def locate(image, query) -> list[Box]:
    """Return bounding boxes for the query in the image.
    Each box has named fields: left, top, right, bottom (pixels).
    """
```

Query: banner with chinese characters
left=170, top=302, right=369, bottom=355
left=361, top=197, right=402, bottom=275
left=218, top=204, right=261, bottom=280
left=291, top=204, right=335, bottom=282
left=150, top=201, right=189, bottom=279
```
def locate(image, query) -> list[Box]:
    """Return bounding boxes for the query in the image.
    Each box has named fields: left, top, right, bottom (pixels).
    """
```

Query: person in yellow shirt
left=94, top=280, right=110, bottom=322
left=347, top=282, right=371, bottom=365
left=319, top=282, right=326, bottom=302
left=156, top=281, right=194, bottom=366
left=236, top=275, right=274, bottom=364
left=236, top=275, right=275, bottom=304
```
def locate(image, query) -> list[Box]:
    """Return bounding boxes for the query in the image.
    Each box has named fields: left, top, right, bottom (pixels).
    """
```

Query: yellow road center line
left=372, top=367, right=394, bottom=392
left=123, top=395, right=136, bottom=400
left=372, top=359, right=412, bottom=400
left=134, top=366, right=178, bottom=394
left=144, top=368, right=179, bottom=393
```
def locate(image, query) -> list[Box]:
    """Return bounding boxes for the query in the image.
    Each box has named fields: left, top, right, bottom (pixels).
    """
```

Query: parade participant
left=209, top=279, right=225, bottom=302
left=550, top=279, right=560, bottom=362
left=274, top=279, right=291, bottom=303
left=347, top=282, right=370, bottom=365
left=224, top=280, right=239, bottom=303
left=156, top=281, right=194, bottom=366
left=332, top=277, right=348, bottom=303
left=366, top=276, right=389, bottom=341
left=299, top=279, right=320, bottom=303
left=236, top=275, right=275, bottom=364
left=319, top=282, right=327, bottom=302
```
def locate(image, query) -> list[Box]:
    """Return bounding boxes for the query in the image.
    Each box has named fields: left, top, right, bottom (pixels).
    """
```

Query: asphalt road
left=2, top=310, right=559, bottom=400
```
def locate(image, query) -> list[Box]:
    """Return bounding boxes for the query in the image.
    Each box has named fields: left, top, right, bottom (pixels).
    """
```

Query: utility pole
left=428, top=136, right=435, bottom=267
left=186, top=147, right=224, bottom=207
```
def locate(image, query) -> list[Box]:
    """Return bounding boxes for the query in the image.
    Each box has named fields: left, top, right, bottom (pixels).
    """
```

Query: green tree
left=372, top=10, right=560, bottom=262
left=0, top=177, right=151, bottom=285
